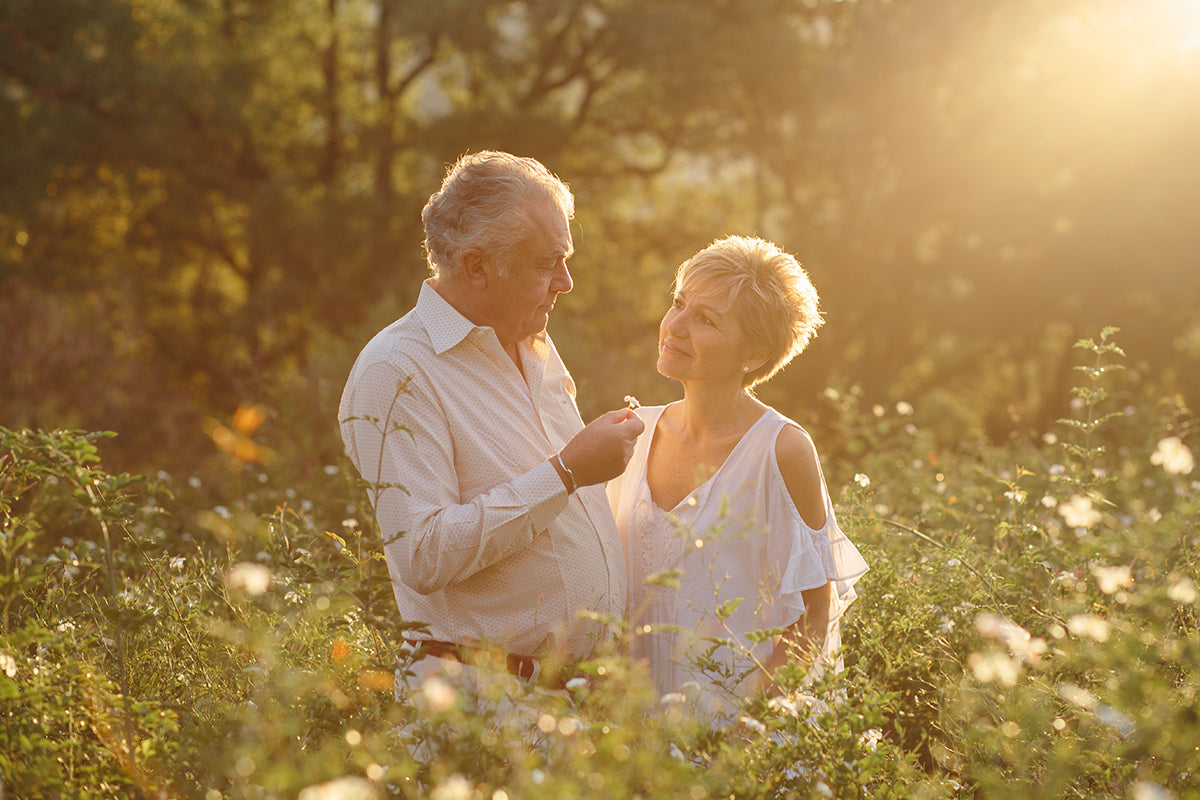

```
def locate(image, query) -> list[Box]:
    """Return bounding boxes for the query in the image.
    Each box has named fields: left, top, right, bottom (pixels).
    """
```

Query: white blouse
left=607, top=404, right=869, bottom=721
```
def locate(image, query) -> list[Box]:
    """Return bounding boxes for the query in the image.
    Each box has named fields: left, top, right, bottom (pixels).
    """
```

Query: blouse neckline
left=644, top=403, right=775, bottom=515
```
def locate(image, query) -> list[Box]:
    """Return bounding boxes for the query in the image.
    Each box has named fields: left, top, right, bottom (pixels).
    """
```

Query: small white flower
left=421, top=675, right=457, bottom=712
left=564, top=677, right=588, bottom=691
left=1091, top=564, right=1133, bottom=595
left=854, top=473, right=871, bottom=488
left=767, top=696, right=799, bottom=717
left=738, top=715, right=767, bottom=735
left=430, top=776, right=472, bottom=800
left=225, top=563, right=271, bottom=596
left=895, top=401, right=914, bottom=416
left=1151, top=436, right=1194, bottom=475
left=56, top=621, right=76, bottom=633
left=1040, top=495, right=1058, bottom=509
left=967, top=652, right=1021, bottom=686
left=1132, top=780, right=1176, bottom=800
left=1003, top=489, right=1027, bottom=504
left=860, top=728, right=884, bottom=752
left=1057, top=682, right=1098, bottom=710
left=1167, top=577, right=1197, bottom=604
left=0, top=653, right=16, bottom=678
left=1042, top=432, right=1058, bottom=445
left=341, top=518, right=359, bottom=530
left=213, top=505, right=232, bottom=520
left=1058, top=495, right=1101, bottom=529
left=1067, top=613, right=1110, bottom=642
left=169, top=556, right=186, bottom=571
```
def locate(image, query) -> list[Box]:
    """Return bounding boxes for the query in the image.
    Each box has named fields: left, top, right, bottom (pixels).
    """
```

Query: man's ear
left=459, top=248, right=491, bottom=287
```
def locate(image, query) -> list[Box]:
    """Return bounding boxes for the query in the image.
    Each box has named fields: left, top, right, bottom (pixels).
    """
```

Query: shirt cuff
left=511, top=458, right=570, bottom=533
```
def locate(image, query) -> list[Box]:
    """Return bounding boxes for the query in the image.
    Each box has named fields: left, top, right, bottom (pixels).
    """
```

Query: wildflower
left=967, top=652, right=1021, bottom=686
left=975, top=613, right=1045, bottom=660
left=1067, top=613, right=1110, bottom=642
left=421, top=675, right=457, bottom=712
left=1151, top=436, right=1194, bottom=475
left=1057, top=682, right=1098, bottom=710
left=565, top=676, right=588, bottom=691
left=896, top=401, right=914, bottom=416
left=823, top=387, right=840, bottom=401
left=0, top=654, right=16, bottom=678
left=213, top=505, right=232, bottom=520
left=1167, top=577, right=1197, bottom=604
left=1040, top=495, right=1058, bottom=509
left=860, top=728, right=884, bottom=752
left=1003, top=489, right=1027, bottom=504
left=1091, top=564, right=1133, bottom=595
left=854, top=473, right=871, bottom=488
left=1042, top=432, right=1058, bottom=445
left=169, top=556, right=186, bottom=571
left=1132, top=781, right=1175, bottom=800
left=767, top=696, right=799, bottom=717
left=225, top=563, right=272, bottom=596
left=738, top=715, right=767, bottom=735
left=342, top=518, right=359, bottom=530
left=56, top=621, right=76, bottom=633
left=430, top=777, right=472, bottom=800
left=1057, top=495, right=1101, bottom=528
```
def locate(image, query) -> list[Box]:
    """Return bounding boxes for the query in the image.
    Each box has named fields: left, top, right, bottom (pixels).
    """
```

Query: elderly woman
left=608, top=235, right=868, bottom=721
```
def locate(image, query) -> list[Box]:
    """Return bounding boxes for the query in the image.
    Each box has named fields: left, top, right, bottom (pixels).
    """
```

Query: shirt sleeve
left=340, top=357, right=568, bottom=595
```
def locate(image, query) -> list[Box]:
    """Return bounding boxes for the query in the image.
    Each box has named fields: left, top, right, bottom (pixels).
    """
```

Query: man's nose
left=552, top=261, right=573, bottom=294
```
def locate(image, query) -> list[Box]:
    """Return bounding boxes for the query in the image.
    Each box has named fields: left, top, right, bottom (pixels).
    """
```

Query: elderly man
left=339, top=151, right=643, bottom=693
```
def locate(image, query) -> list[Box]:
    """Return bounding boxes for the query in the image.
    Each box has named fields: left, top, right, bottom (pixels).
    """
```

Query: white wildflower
left=767, top=696, right=799, bottom=717
left=1040, top=495, right=1058, bottom=509
left=854, top=473, right=871, bottom=488
left=1167, top=577, right=1197, bottom=604
left=565, top=676, right=588, bottom=691
left=896, top=401, right=914, bottom=416
left=1132, top=781, right=1176, bottom=800
left=1091, top=564, right=1133, bottom=595
left=1151, top=436, right=1194, bottom=475
left=430, top=775, right=472, bottom=800
left=0, top=654, right=16, bottom=678
left=738, top=715, right=767, bottom=735
left=1057, top=683, right=1098, bottom=710
left=225, top=562, right=271, bottom=596
left=1067, top=613, right=1110, bottom=642
left=860, top=728, right=884, bottom=752
left=1057, top=495, right=1101, bottom=528
left=421, top=675, right=457, bottom=712
left=169, top=556, right=186, bottom=571
left=967, top=652, right=1021, bottom=686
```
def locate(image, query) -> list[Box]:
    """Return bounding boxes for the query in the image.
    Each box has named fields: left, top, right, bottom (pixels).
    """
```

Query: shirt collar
left=416, top=278, right=549, bottom=356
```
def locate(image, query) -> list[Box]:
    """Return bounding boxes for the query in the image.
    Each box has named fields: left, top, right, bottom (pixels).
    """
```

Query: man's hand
left=558, top=408, right=646, bottom=488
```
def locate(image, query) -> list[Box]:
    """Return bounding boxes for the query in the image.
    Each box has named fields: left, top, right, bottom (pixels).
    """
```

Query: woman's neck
left=674, top=382, right=763, bottom=441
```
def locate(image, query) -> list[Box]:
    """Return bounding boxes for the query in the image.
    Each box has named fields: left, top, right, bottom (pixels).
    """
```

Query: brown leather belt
left=405, top=639, right=545, bottom=684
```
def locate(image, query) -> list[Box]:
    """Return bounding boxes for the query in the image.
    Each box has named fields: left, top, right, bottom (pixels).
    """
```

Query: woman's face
left=657, top=279, right=755, bottom=385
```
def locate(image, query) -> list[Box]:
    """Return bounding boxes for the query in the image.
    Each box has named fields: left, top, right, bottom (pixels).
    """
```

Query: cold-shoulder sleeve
left=770, top=441, right=869, bottom=622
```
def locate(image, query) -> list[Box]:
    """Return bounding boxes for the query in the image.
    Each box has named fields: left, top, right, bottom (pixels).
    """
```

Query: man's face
left=486, top=201, right=574, bottom=346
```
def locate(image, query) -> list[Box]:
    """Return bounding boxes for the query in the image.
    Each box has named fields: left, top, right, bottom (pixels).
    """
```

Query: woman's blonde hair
left=675, top=235, right=823, bottom=388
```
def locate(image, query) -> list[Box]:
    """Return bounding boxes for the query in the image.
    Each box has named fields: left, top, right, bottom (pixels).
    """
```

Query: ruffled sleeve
left=771, top=449, right=869, bottom=622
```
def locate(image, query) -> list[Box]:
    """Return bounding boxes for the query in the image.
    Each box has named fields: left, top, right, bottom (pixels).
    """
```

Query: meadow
left=1, top=328, right=1197, bottom=799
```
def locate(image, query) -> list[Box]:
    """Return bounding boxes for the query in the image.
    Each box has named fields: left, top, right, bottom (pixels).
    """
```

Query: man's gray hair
left=422, top=151, right=575, bottom=278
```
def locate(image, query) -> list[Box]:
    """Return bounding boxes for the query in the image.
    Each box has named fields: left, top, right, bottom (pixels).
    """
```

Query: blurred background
left=2, top=0, right=1198, bottom=480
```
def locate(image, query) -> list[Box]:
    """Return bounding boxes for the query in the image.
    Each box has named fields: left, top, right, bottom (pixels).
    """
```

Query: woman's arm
left=747, top=425, right=832, bottom=695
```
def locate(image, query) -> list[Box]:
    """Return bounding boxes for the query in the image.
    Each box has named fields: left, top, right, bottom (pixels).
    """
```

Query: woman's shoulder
left=770, top=415, right=827, bottom=530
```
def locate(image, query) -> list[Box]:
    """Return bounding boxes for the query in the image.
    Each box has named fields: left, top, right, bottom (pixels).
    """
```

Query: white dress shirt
left=339, top=281, right=626, bottom=659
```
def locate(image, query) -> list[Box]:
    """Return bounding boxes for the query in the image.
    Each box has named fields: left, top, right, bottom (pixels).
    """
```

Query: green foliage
left=1, top=329, right=1197, bottom=799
